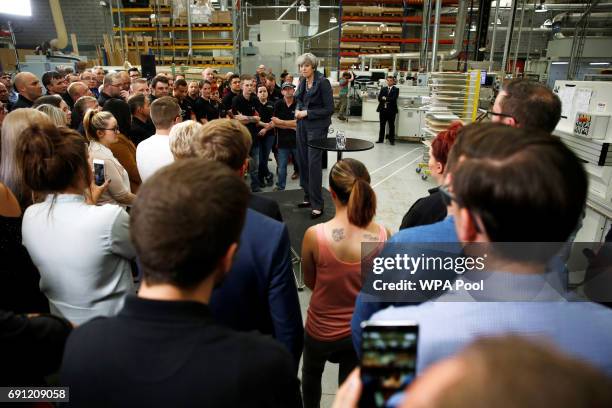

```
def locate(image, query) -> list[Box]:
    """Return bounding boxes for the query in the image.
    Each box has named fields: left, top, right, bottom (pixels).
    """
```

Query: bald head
left=202, top=68, right=215, bottom=82
left=67, top=81, right=91, bottom=102
left=14, top=72, right=43, bottom=101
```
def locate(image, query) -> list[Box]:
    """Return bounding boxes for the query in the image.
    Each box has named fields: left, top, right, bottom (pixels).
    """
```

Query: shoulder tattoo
left=332, top=228, right=345, bottom=242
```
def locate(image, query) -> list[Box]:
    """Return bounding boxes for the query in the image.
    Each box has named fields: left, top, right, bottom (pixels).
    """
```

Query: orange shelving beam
left=341, top=15, right=456, bottom=23
left=340, top=37, right=455, bottom=44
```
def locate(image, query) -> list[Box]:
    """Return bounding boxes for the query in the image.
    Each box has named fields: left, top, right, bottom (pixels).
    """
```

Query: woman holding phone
left=84, top=109, right=136, bottom=206
left=19, top=123, right=135, bottom=324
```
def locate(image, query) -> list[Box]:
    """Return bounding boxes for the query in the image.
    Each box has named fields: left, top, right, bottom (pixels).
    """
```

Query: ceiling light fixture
left=298, top=0, right=307, bottom=13
left=590, top=62, right=610, bottom=66
left=329, top=15, right=337, bottom=23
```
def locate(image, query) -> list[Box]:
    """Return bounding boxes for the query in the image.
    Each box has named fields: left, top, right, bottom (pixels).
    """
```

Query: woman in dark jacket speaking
left=294, top=53, right=334, bottom=219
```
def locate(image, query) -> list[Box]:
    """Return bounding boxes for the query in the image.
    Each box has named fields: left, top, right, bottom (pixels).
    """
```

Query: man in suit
left=191, top=119, right=303, bottom=369
left=376, top=74, right=399, bottom=145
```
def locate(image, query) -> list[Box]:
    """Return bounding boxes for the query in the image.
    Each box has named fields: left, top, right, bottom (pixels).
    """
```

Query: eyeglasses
left=439, top=184, right=482, bottom=233
left=102, top=127, right=119, bottom=133
left=476, top=110, right=516, bottom=123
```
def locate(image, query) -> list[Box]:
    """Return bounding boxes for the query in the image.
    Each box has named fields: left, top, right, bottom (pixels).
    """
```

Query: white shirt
left=136, top=134, right=174, bottom=182
left=22, top=194, right=136, bottom=324
left=88, top=140, right=132, bottom=206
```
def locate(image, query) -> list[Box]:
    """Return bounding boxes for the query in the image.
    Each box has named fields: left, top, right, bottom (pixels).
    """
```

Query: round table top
left=307, top=137, right=375, bottom=153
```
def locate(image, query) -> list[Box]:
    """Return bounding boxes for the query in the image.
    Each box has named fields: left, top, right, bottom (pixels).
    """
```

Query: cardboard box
left=0, top=49, right=36, bottom=72
left=211, top=10, right=231, bottom=24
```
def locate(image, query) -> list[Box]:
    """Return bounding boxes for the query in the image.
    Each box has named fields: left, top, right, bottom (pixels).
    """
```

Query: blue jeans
left=258, top=134, right=275, bottom=182
left=277, top=147, right=297, bottom=190
left=249, top=138, right=260, bottom=190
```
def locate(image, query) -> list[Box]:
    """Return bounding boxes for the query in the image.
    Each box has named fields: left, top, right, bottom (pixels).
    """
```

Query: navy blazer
left=209, top=209, right=304, bottom=370
left=377, top=86, right=399, bottom=114
left=295, top=71, right=334, bottom=130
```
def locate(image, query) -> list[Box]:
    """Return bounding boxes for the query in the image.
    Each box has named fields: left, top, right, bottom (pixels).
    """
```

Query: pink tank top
left=305, top=223, right=387, bottom=341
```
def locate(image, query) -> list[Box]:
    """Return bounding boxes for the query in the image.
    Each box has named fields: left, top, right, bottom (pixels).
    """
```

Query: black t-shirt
left=399, top=187, right=447, bottom=230
left=232, top=93, right=261, bottom=137
left=268, top=86, right=283, bottom=103
left=177, top=97, right=194, bottom=121
left=60, top=296, right=301, bottom=408
left=195, top=98, right=223, bottom=122
left=222, top=91, right=240, bottom=111
left=185, top=95, right=198, bottom=106
left=274, top=98, right=297, bottom=149
left=259, top=100, right=274, bottom=124
left=129, top=117, right=156, bottom=146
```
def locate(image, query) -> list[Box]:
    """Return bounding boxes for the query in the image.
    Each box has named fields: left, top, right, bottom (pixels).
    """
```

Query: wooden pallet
left=362, top=6, right=383, bottom=15
left=342, top=6, right=363, bottom=15
left=382, top=7, right=404, bottom=16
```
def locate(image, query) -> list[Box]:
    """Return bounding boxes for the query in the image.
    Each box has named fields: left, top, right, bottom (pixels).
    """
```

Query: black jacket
left=399, top=187, right=447, bottom=230
left=61, top=296, right=301, bottom=408
left=129, top=117, right=156, bottom=146
left=1, top=310, right=72, bottom=385
left=377, top=86, right=399, bottom=114
left=295, top=71, right=334, bottom=131
left=97, top=92, right=122, bottom=108
left=9, top=94, right=34, bottom=111
left=249, top=194, right=283, bottom=222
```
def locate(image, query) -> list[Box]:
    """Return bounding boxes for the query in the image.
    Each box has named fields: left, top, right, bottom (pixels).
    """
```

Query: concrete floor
left=260, top=117, right=436, bottom=407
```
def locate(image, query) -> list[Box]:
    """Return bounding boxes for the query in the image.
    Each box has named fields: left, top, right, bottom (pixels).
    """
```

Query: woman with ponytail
left=300, top=158, right=390, bottom=408
left=83, top=109, right=137, bottom=206
left=18, top=123, right=136, bottom=324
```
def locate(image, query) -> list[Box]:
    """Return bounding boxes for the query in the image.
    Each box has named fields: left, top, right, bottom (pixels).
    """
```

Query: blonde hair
left=83, top=109, right=114, bottom=142
left=194, top=119, right=251, bottom=171
left=36, top=104, right=67, bottom=127
left=0, top=109, right=53, bottom=208
left=169, top=120, right=204, bottom=160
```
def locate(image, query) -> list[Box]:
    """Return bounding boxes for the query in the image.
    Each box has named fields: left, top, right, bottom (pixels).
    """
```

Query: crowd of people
left=1, top=54, right=612, bottom=408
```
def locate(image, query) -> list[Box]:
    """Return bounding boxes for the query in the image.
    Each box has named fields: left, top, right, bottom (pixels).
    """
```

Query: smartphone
left=360, top=321, right=419, bottom=408
left=93, top=159, right=105, bottom=187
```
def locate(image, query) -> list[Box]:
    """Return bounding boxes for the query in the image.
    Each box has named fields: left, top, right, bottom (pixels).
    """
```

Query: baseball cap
left=281, top=82, right=295, bottom=89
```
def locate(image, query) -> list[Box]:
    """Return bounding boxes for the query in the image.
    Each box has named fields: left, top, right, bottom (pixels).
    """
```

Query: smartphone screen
left=360, top=321, right=418, bottom=408
left=93, top=160, right=105, bottom=186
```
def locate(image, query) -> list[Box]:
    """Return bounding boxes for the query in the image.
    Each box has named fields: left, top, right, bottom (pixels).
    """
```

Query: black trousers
left=378, top=111, right=397, bottom=143
left=296, top=123, right=326, bottom=211
left=302, top=332, right=358, bottom=408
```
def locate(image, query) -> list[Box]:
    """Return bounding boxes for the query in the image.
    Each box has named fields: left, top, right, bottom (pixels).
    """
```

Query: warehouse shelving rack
left=110, top=1, right=234, bottom=68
